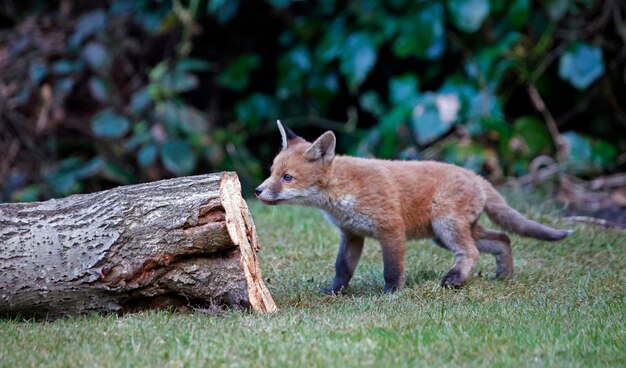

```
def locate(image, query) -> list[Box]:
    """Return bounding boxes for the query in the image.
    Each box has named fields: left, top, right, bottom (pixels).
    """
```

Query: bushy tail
left=483, top=184, right=573, bottom=241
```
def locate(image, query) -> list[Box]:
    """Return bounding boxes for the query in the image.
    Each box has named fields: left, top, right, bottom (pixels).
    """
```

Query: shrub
left=1, top=0, right=624, bottom=201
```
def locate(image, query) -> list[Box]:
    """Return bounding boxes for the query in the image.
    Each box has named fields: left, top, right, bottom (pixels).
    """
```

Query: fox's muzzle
left=254, top=186, right=263, bottom=196
left=255, top=185, right=280, bottom=205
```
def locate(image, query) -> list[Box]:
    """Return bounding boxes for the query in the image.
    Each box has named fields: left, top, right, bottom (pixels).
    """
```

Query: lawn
left=1, top=192, right=624, bottom=367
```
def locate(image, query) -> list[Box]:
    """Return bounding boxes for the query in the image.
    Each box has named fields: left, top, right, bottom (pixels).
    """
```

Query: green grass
left=1, top=197, right=625, bottom=367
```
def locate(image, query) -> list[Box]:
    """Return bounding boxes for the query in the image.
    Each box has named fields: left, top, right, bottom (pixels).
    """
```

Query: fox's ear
left=277, top=120, right=301, bottom=149
left=305, top=131, right=336, bottom=163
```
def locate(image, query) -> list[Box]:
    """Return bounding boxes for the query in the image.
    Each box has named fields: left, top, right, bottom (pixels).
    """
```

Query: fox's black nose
left=254, top=186, right=263, bottom=196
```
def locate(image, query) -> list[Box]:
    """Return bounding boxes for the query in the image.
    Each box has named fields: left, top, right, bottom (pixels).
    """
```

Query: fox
left=255, top=120, right=573, bottom=294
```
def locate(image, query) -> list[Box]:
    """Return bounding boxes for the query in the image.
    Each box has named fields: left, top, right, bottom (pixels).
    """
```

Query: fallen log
left=0, top=172, right=277, bottom=319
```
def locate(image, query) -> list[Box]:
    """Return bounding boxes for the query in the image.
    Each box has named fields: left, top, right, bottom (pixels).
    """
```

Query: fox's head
left=255, top=120, right=336, bottom=207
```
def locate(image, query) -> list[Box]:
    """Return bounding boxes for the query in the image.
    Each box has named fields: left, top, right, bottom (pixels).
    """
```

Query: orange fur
left=256, top=122, right=572, bottom=292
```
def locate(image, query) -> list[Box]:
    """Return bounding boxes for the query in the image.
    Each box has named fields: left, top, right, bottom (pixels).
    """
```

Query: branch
left=563, top=216, right=626, bottom=232
left=527, top=84, right=568, bottom=163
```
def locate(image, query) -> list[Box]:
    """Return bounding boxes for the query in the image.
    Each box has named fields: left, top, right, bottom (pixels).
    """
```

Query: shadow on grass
left=316, top=268, right=442, bottom=297
left=405, top=269, right=441, bottom=288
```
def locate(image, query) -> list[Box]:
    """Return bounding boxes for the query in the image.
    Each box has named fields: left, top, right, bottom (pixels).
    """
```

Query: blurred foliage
left=0, top=0, right=625, bottom=202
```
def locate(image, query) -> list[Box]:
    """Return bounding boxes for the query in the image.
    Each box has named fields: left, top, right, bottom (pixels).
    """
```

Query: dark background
left=1, top=0, right=625, bottom=203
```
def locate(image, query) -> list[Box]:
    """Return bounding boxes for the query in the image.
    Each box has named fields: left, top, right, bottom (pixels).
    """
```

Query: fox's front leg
left=321, top=230, right=364, bottom=295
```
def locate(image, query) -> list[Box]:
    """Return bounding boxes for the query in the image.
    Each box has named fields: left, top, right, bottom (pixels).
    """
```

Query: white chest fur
left=322, top=195, right=376, bottom=237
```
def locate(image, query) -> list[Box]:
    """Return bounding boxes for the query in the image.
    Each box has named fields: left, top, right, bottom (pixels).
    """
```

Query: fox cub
left=256, top=121, right=572, bottom=293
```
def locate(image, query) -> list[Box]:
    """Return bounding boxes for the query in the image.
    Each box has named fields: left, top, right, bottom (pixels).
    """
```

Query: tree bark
left=0, top=172, right=277, bottom=319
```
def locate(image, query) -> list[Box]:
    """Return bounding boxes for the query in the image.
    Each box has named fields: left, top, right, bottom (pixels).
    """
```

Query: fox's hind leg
left=432, top=218, right=479, bottom=288
left=321, top=230, right=364, bottom=295
left=472, top=223, right=513, bottom=279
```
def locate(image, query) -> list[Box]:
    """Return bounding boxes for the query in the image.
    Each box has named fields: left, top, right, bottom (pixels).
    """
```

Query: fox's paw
left=320, top=285, right=346, bottom=296
left=383, top=283, right=400, bottom=294
left=491, top=269, right=513, bottom=281
left=440, top=270, right=464, bottom=289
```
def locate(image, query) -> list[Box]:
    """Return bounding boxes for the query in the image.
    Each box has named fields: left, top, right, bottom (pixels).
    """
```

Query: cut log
left=0, top=172, right=277, bottom=319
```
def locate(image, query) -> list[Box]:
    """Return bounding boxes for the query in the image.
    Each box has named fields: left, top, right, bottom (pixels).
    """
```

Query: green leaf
left=507, top=0, right=530, bottom=29
left=76, top=157, right=104, bottom=179
left=68, top=10, right=107, bottom=49
left=369, top=10, right=398, bottom=45
left=53, top=78, right=76, bottom=98
left=512, top=116, right=552, bottom=157
left=102, top=162, right=133, bottom=184
left=160, top=70, right=199, bottom=93
left=45, top=157, right=87, bottom=196
left=316, top=18, right=345, bottom=62
left=562, top=131, right=592, bottom=173
left=392, top=3, right=445, bottom=59
left=91, top=109, right=130, bottom=138
left=354, top=128, right=381, bottom=157
left=591, top=139, right=617, bottom=169
left=480, top=116, right=513, bottom=158
left=308, top=72, right=339, bottom=110
left=82, top=42, right=112, bottom=71
left=464, top=33, right=520, bottom=89
left=149, top=62, right=169, bottom=82
left=134, top=11, right=162, bottom=33
left=360, top=91, right=384, bottom=118
left=561, top=129, right=615, bottom=171
left=277, top=46, right=312, bottom=89
left=447, top=0, right=490, bottom=33
left=379, top=107, right=407, bottom=158
left=545, top=0, right=571, bottom=20
left=159, top=100, right=207, bottom=134
left=14, top=86, right=31, bottom=105
left=47, top=172, right=81, bottom=197
left=490, top=0, right=508, bottom=15
left=160, top=140, right=196, bottom=176
left=52, top=59, right=83, bottom=75
left=148, top=59, right=202, bottom=95
left=125, top=122, right=151, bottom=151
left=207, top=0, right=239, bottom=24
left=411, top=93, right=459, bottom=145
left=29, top=62, right=48, bottom=84
left=340, top=32, right=377, bottom=90
left=11, top=185, right=41, bottom=202
left=235, top=93, right=278, bottom=127
left=412, top=109, right=443, bottom=146
left=267, top=0, right=291, bottom=9
left=443, top=141, right=486, bottom=172
left=216, top=54, right=260, bottom=91
left=131, top=88, right=152, bottom=115
left=287, top=46, right=311, bottom=72
left=176, top=58, right=212, bottom=72
left=138, top=144, right=157, bottom=167
left=560, top=132, right=616, bottom=173
left=389, top=73, right=419, bottom=107
left=110, top=1, right=133, bottom=14
left=558, top=43, right=605, bottom=90
left=88, top=76, right=111, bottom=102
left=465, top=90, right=504, bottom=135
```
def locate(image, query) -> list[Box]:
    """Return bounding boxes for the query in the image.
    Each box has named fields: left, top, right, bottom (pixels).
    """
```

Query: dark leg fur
left=379, top=230, right=407, bottom=293
left=472, top=223, right=513, bottom=279
left=321, top=230, right=364, bottom=295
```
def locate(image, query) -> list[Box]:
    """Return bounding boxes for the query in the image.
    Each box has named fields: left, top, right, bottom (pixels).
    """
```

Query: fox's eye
left=282, top=174, right=293, bottom=183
